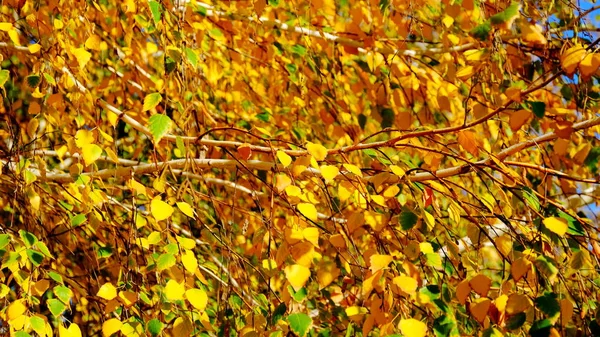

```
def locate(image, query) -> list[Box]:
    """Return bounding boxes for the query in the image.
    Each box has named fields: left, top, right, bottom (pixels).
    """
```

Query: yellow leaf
left=543, top=217, right=568, bottom=236
left=85, top=35, right=102, bottom=51
left=320, top=165, right=339, bottom=182
left=393, top=275, right=418, bottom=295
left=561, top=44, right=586, bottom=76
left=185, top=288, right=208, bottom=311
left=419, top=242, right=434, bottom=254
left=398, top=318, right=427, bottom=337
left=456, top=65, right=474, bottom=80
left=8, top=28, right=20, bottom=46
left=59, top=323, right=82, bottom=337
left=276, top=150, right=292, bottom=167
left=303, top=227, right=319, bottom=247
left=151, top=197, right=174, bottom=221
left=383, top=185, right=400, bottom=198
left=102, top=318, right=123, bottom=337
left=306, top=142, right=328, bottom=161
left=0, top=22, right=13, bottom=31
left=75, top=129, right=94, bottom=147
left=97, top=283, right=117, bottom=300
left=181, top=249, right=198, bottom=273
left=164, top=280, right=185, bottom=301
left=7, top=299, right=26, bottom=320
left=81, top=144, right=102, bottom=166
left=343, top=163, right=363, bottom=177
left=369, top=254, right=393, bottom=273
left=371, top=195, right=386, bottom=207
left=390, top=165, right=405, bottom=177
left=176, top=202, right=195, bottom=218
left=28, top=43, right=41, bottom=53
left=285, top=185, right=302, bottom=197
left=284, top=264, right=311, bottom=291
left=579, top=53, right=600, bottom=78
left=297, top=203, right=318, bottom=221
left=520, top=22, right=547, bottom=45
left=71, top=47, right=91, bottom=69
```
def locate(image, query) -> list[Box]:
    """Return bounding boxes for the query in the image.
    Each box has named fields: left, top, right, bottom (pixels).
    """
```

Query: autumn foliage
left=1, top=0, right=600, bottom=336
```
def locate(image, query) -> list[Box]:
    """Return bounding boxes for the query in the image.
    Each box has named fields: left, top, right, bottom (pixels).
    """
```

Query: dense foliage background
left=1, top=0, right=600, bottom=336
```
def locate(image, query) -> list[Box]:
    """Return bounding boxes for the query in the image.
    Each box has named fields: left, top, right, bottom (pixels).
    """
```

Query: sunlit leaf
left=164, top=280, right=185, bottom=301
left=306, top=142, right=328, bottom=161
left=151, top=197, right=174, bottom=221
left=297, top=203, right=318, bottom=221
left=285, top=264, right=311, bottom=291
left=143, top=93, right=163, bottom=111
left=102, top=319, right=123, bottom=337
left=398, top=318, right=427, bottom=337
left=185, top=288, right=208, bottom=311
left=543, top=217, right=568, bottom=236
left=277, top=151, right=292, bottom=167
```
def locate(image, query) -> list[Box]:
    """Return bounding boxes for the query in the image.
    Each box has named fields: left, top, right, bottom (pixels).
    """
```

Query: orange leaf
left=469, top=274, right=491, bottom=297
left=457, top=130, right=479, bottom=157
left=509, top=110, right=532, bottom=131
left=237, top=143, right=252, bottom=160
left=470, top=298, right=491, bottom=323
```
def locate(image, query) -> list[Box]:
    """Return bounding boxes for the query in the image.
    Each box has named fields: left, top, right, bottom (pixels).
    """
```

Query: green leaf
left=47, top=298, right=66, bottom=317
left=147, top=318, right=163, bottom=336
left=433, top=315, right=457, bottom=337
left=26, top=74, right=41, bottom=88
left=35, top=241, right=53, bottom=258
left=291, top=286, right=307, bottom=302
left=490, top=2, right=520, bottom=25
left=26, top=249, right=44, bottom=266
left=54, top=285, right=72, bottom=304
left=97, top=246, right=113, bottom=258
left=522, top=187, right=540, bottom=212
left=0, top=69, right=9, bottom=86
left=399, top=211, right=419, bottom=230
left=529, top=319, right=552, bottom=337
left=156, top=253, right=176, bottom=271
left=535, top=292, right=560, bottom=318
left=0, top=234, right=10, bottom=249
left=30, top=315, right=46, bottom=334
left=470, top=21, right=491, bottom=40
left=184, top=47, right=198, bottom=68
left=271, top=303, right=287, bottom=325
left=534, top=255, right=558, bottom=280
left=526, top=101, right=546, bottom=118
left=148, top=0, right=162, bottom=24
left=44, top=72, right=56, bottom=85
left=287, top=313, right=312, bottom=337
left=71, top=213, right=87, bottom=227
left=505, top=312, right=526, bottom=330
left=143, top=92, right=162, bottom=111
left=19, top=230, right=38, bottom=247
left=48, top=271, right=64, bottom=284
left=148, top=114, right=172, bottom=143
left=14, top=332, right=31, bottom=337
left=290, top=44, right=307, bottom=57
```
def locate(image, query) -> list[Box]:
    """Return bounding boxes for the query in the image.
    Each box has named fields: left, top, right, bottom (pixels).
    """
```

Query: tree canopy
left=1, top=0, right=600, bottom=336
